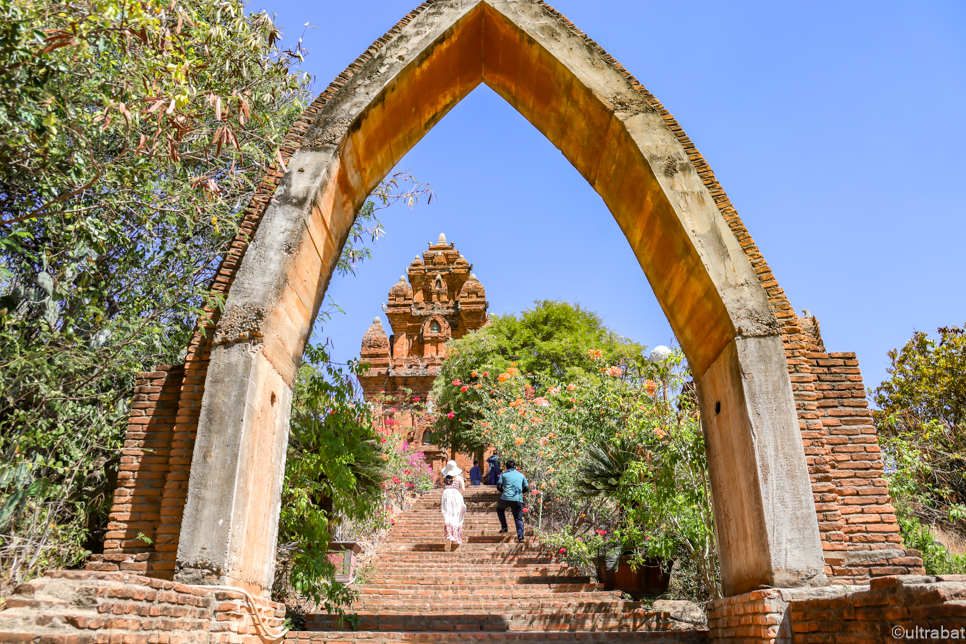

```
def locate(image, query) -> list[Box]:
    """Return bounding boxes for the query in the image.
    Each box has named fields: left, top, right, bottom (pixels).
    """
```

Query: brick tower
left=359, top=233, right=489, bottom=476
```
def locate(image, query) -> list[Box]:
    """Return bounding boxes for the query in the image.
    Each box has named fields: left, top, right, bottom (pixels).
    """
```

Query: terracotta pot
left=595, top=555, right=671, bottom=597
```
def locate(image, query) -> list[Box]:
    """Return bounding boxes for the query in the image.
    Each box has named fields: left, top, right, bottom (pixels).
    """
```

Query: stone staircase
left=288, top=486, right=706, bottom=643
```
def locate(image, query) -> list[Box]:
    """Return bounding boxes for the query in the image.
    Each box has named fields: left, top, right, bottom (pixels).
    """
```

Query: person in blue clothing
left=486, top=454, right=502, bottom=485
left=495, top=460, right=529, bottom=543
left=469, top=461, right=483, bottom=486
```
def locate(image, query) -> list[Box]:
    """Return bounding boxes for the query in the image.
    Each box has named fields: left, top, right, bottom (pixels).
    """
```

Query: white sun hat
left=441, top=460, right=462, bottom=477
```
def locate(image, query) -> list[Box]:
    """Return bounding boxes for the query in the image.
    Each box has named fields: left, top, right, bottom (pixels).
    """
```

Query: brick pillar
left=796, top=314, right=924, bottom=582
left=154, top=328, right=212, bottom=575
left=90, top=365, right=184, bottom=576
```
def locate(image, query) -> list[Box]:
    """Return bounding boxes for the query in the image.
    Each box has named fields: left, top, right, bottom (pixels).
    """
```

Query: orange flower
left=498, top=373, right=510, bottom=383
left=515, top=436, right=525, bottom=445
left=506, top=367, right=519, bottom=376
left=471, top=371, right=478, bottom=378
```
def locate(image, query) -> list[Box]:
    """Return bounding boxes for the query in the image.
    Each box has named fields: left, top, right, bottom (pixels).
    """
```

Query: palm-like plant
left=576, top=442, right=636, bottom=499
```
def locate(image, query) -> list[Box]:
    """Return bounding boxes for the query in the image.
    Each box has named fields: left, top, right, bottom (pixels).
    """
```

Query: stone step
left=306, top=610, right=685, bottom=633
left=382, top=544, right=544, bottom=553
left=372, top=556, right=557, bottom=563
left=342, top=600, right=645, bottom=614
left=356, top=585, right=609, bottom=596
left=284, top=631, right=707, bottom=644
left=365, top=565, right=574, bottom=574
left=363, top=575, right=590, bottom=585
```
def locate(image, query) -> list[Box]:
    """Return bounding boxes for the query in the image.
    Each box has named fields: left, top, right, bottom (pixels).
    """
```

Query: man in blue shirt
left=469, top=461, right=483, bottom=486
left=495, top=460, right=529, bottom=542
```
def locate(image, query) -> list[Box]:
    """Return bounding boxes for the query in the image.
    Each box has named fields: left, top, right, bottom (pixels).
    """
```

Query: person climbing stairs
left=291, top=486, right=706, bottom=643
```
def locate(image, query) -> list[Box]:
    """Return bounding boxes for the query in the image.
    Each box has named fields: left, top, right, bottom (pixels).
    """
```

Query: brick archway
left=174, top=0, right=823, bottom=596
left=98, top=0, right=913, bottom=599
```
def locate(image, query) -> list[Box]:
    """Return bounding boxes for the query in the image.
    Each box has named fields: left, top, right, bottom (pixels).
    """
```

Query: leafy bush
left=897, top=514, right=966, bottom=575
left=431, top=301, right=644, bottom=454
left=430, top=303, right=720, bottom=601
left=875, top=324, right=966, bottom=561
left=0, top=0, right=311, bottom=594
left=539, top=526, right=607, bottom=570
left=277, top=340, right=436, bottom=611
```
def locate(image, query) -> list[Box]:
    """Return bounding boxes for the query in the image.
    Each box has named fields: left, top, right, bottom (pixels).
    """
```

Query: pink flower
left=447, top=412, right=455, bottom=419
left=483, top=372, right=489, bottom=377
left=596, top=529, right=607, bottom=536
left=452, top=379, right=462, bottom=386
left=380, top=437, right=386, bottom=443
left=413, top=397, right=421, bottom=402
left=558, top=547, right=566, bottom=554
left=404, top=470, right=411, bottom=475
left=406, top=482, right=414, bottom=487
left=461, top=385, right=468, bottom=392
left=522, top=508, right=529, bottom=513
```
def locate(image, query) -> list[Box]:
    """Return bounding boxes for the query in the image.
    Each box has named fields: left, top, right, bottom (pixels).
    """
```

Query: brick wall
left=707, top=576, right=966, bottom=644
left=790, top=575, right=966, bottom=643
left=0, top=571, right=286, bottom=644
left=89, top=366, right=184, bottom=578
left=794, top=318, right=924, bottom=582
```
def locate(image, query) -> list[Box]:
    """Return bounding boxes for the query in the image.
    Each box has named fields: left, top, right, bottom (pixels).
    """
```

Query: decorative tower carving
left=359, top=234, right=489, bottom=474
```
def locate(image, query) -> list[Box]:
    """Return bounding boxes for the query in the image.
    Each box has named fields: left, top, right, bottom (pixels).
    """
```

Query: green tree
left=0, top=0, right=312, bottom=593
left=431, top=300, right=645, bottom=453
left=0, top=0, right=431, bottom=593
left=874, top=324, right=966, bottom=573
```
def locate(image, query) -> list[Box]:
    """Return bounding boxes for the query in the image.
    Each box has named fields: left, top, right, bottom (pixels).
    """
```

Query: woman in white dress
left=440, top=460, right=466, bottom=550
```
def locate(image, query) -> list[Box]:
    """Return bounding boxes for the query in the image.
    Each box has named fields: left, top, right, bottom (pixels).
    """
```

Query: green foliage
left=897, top=513, right=966, bottom=575
left=0, top=0, right=433, bottom=596
left=278, top=340, right=436, bottom=611
left=430, top=304, right=720, bottom=601
left=431, top=300, right=644, bottom=453
left=280, top=341, right=387, bottom=610
left=875, top=324, right=966, bottom=538
left=0, top=0, right=312, bottom=593
left=539, top=526, right=607, bottom=570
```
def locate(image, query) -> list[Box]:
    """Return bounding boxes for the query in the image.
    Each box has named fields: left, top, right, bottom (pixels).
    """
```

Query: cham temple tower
left=359, top=233, right=489, bottom=476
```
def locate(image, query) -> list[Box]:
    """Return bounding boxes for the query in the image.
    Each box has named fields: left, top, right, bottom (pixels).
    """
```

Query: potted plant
left=595, top=543, right=671, bottom=596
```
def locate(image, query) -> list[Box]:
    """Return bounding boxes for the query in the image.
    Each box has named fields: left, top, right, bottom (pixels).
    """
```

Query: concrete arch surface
left=174, top=0, right=825, bottom=597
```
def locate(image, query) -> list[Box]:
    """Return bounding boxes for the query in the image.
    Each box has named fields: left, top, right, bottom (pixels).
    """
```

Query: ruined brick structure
left=358, top=233, right=490, bottom=475
left=4, top=1, right=962, bottom=643
left=71, top=0, right=922, bottom=597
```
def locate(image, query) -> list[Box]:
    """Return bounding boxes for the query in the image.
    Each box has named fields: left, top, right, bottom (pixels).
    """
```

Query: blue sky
left=256, top=0, right=966, bottom=392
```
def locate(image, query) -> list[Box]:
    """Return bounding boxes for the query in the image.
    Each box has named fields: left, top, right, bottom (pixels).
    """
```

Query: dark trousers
left=496, top=499, right=524, bottom=539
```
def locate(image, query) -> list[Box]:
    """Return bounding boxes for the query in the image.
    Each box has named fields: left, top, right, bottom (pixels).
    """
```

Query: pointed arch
left=173, top=0, right=825, bottom=597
